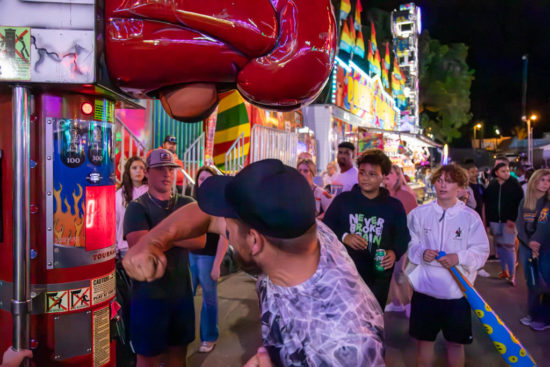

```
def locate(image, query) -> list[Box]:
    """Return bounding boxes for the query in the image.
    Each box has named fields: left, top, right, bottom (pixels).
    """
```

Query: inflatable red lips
left=105, top=0, right=337, bottom=121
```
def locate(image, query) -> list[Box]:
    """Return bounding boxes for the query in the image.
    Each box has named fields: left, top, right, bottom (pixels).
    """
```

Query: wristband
left=341, top=232, right=349, bottom=242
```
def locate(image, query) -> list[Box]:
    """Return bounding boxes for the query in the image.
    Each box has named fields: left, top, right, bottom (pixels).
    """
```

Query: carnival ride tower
left=391, top=3, right=422, bottom=132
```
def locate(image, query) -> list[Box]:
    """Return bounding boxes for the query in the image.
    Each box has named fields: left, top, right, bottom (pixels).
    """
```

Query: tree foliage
left=419, top=31, right=475, bottom=143
left=511, top=125, right=527, bottom=140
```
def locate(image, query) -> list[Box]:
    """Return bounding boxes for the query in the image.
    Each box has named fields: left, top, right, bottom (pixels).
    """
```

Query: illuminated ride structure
left=0, top=0, right=337, bottom=365
left=391, top=3, right=422, bottom=132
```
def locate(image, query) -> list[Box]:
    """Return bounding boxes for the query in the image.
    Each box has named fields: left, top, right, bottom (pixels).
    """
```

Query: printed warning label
left=69, top=287, right=91, bottom=311
left=93, top=306, right=110, bottom=367
left=0, top=26, right=31, bottom=81
left=46, top=291, right=69, bottom=313
left=91, top=271, right=115, bottom=305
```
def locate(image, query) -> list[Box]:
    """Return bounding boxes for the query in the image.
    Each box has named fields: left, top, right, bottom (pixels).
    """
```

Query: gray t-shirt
left=257, top=221, right=385, bottom=367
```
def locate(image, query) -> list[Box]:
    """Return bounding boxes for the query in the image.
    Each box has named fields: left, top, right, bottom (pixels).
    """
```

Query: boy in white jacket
left=406, top=165, right=489, bottom=367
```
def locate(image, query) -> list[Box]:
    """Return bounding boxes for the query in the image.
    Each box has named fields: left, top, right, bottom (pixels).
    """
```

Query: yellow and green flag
left=339, top=19, right=354, bottom=54
left=354, top=0, right=363, bottom=30
left=340, top=0, right=351, bottom=20
left=213, top=90, right=250, bottom=170
left=381, top=42, right=391, bottom=88
left=354, top=29, right=365, bottom=58
left=370, top=21, right=377, bottom=54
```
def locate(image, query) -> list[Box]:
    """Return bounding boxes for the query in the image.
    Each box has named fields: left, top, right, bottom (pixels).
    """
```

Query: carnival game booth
left=302, top=57, right=400, bottom=172
left=0, top=1, right=143, bottom=365
left=363, top=130, right=440, bottom=202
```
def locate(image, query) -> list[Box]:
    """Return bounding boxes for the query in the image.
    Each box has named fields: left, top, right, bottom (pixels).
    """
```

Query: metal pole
left=12, top=86, right=31, bottom=357
left=527, top=119, right=532, bottom=166
left=521, top=55, right=530, bottom=165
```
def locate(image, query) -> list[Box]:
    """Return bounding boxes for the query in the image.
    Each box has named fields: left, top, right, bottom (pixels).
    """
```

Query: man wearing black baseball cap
left=123, top=159, right=385, bottom=366
left=162, top=135, right=178, bottom=154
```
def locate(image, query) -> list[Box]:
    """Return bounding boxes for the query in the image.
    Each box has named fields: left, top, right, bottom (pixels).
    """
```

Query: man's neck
left=339, top=165, right=353, bottom=173
left=361, top=188, right=380, bottom=199
left=148, top=188, right=172, bottom=201
left=265, top=240, right=320, bottom=287
left=469, top=179, right=476, bottom=185
left=437, top=197, right=458, bottom=210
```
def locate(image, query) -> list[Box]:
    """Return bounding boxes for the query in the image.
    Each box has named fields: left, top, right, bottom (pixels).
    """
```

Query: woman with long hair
left=516, top=169, right=550, bottom=331
left=189, top=166, right=229, bottom=353
left=384, top=165, right=417, bottom=214
left=297, top=159, right=333, bottom=218
left=383, top=165, right=418, bottom=316
left=115, top=156, right=148, bottom=258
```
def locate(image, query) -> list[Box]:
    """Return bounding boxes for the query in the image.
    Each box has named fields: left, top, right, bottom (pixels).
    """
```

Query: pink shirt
left=393, top=187, right=418, bottom=215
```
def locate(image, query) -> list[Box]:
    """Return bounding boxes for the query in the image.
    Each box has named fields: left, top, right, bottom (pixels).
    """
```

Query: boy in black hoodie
left=323, top=149, right=410, bottom=308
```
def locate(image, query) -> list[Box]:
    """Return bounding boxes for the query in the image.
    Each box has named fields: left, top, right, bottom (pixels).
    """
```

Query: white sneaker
left=520, top=315, right=532, bottom=326
left=530, top=321, right=550, bottom=331
left=384, top=303, right=405, bottom=313
left=198, top=341, right=216, bottom=353
left=477, top=269, right=490, bottom=277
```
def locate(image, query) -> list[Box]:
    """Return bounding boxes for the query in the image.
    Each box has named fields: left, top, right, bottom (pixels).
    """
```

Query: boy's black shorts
left=409, top=291, right=473, bottom=344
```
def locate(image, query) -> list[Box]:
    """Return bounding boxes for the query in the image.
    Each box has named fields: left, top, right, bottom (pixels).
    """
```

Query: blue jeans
left=189, top=253, right=219, bottom=342
left=519, top=245, right=550, bottom=323
left=496, top=243, right=516, bottom=277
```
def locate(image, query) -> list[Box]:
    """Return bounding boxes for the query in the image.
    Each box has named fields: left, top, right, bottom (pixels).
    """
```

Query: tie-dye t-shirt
left=257, top=221, right=385, bottom=367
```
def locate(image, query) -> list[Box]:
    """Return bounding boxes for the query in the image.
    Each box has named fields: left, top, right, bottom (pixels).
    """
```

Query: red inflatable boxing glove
left=105, top=0, right=336, bottom=121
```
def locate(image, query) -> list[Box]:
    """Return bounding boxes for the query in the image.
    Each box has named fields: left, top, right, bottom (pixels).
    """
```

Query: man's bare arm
left=127, top=230, right=149, bottom=248
left=122, top=202, right=226, bottom=281
left=173, top=235, right=208, bottom=250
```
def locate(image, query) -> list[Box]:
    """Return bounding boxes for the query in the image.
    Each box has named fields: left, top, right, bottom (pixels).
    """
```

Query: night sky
left=368, top=0, right=550, bottom=141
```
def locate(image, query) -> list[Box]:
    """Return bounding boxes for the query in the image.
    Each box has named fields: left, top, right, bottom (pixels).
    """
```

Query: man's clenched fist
left=122, top=241, right=168, bottom=282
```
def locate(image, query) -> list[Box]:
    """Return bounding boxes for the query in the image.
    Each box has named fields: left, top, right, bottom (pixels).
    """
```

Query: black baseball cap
left=197, top=159, right=316, bottom=239
left=164, top=135, right=177, bottom=143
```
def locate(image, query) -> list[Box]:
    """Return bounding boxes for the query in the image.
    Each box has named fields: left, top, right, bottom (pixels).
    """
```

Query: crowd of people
left=100, top=141, right=550, bottom=367
left=4, top=141, right=545, bottom=366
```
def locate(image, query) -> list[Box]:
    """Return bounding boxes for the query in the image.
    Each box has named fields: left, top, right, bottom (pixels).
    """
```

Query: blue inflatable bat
left=437, top=251, right=536, bottom=367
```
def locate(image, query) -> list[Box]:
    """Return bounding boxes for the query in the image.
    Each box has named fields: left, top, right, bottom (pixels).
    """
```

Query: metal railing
left=173, top=167, right=195, bottom=196
left=115, top=117, right=148, bottom=184
left=250, top=124, right=299, bottom=167
left=182, top=132, right=205, bottom=183
left=224, top=132, right=246, bottom=176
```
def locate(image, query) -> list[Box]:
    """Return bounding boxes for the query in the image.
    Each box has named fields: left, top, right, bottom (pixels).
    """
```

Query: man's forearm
left=141, top=202, right=212, bottom=252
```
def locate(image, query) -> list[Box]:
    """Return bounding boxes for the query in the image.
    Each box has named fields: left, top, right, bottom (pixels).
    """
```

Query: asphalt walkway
left=187, top=261, right=550, bottom=366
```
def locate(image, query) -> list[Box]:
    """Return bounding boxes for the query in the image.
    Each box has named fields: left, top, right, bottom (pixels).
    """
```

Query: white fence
left=224, top=132, right=246, bottom=176
left=115, top=117, right=147, bottom=185
left=182, top=132, right=205, bottom=184
left=250, top=125, right=299, bottom=167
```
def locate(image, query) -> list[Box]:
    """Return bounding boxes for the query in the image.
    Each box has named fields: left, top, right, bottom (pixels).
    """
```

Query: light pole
left=495, top=128, right=500, bottom=153
left=527, top=114, right=537, bottom=166
left=473, top=123, right=482, bottom=149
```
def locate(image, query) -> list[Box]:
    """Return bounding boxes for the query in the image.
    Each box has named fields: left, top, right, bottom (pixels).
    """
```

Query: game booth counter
left=302, top=56, right=439, bottom=180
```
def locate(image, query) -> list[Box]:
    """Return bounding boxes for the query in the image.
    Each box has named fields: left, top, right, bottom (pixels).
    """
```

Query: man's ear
left=247, top=228, right=264, bottom=256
